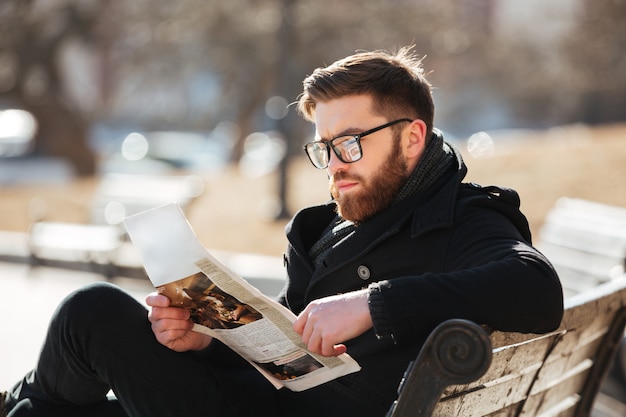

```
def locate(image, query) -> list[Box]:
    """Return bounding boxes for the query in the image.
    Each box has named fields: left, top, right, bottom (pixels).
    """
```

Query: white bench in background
left=537, top=197, right=626, bottom=298
left=28, top=173, right=205, bottom=278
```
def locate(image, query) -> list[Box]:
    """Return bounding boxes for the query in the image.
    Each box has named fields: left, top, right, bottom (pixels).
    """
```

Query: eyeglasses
left=303, top=118, right=413, bottom=169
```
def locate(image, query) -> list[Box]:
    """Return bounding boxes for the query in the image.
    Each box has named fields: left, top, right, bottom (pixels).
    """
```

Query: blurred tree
left=561, top=0, right=626, bottom=124
left=3, top=0, right=624, bottom=215
left=0, top=0, right=495, bottom=213
left=452, top=0, right=626, bottom=130
left=98, top=0, right=468, bottom=218
left=0, top=0, right=104, bottom=175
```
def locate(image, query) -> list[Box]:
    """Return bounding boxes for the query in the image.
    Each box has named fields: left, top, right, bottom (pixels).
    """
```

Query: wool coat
left=277, top=145, right=564, bottom=413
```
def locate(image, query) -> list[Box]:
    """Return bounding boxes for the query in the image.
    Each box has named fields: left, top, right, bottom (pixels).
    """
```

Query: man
left=1, top=46, right=563, bottom=417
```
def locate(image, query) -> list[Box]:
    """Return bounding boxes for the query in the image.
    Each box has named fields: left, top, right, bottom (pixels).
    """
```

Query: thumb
left=332, top=344, right=347, bottom=356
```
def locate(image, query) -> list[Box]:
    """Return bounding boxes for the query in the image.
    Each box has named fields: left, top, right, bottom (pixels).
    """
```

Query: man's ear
left=404, top=119, right=427, bottom=161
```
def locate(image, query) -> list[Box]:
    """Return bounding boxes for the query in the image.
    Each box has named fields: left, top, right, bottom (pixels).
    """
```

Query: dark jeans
left=5, top=283, right=390, bottom=417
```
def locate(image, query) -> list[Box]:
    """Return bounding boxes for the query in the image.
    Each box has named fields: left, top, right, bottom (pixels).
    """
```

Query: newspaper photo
left=123, top=203, right=361, bottom=391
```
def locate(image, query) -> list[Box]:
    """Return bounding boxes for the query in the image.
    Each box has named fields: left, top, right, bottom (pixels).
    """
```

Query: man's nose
left=326, top=150, right=349, bottom=176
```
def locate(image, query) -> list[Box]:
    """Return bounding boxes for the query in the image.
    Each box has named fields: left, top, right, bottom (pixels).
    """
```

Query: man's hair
left=297, top=46, right=434, bottom=138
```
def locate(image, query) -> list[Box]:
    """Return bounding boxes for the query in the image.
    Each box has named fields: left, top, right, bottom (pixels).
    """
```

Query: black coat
left=277, top=147, right=563, bottom=413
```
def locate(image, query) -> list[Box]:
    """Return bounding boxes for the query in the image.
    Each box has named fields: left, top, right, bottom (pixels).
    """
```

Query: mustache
left=330, top=172, right=363, bottom=183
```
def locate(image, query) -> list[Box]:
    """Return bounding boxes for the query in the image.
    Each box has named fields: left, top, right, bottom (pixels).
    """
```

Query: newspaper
left=123, top=203, right=361, bottom=391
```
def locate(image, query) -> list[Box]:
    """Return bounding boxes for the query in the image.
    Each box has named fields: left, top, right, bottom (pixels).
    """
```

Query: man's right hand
left=146, top=292, right=213, bottom=352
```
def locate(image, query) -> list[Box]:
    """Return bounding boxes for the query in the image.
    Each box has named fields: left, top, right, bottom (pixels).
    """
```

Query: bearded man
left=1, top=47, right=563, bottom=417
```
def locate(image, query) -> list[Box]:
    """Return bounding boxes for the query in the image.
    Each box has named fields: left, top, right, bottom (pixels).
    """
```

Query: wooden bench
left=537, top=197, right=626, bottom=298
left=28, top=173, right=205, bottom=277
left=387, top=277, right=626, bottom=417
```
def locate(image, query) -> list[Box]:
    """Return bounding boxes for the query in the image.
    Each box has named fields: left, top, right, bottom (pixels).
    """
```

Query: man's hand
left=293, top=289, right=373, bottom=357
left=146, top=292, right=212, bottom=352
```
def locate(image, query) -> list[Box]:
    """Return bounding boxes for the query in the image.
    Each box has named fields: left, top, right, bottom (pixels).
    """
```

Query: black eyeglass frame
left=303, top=118, right=413, bottom=169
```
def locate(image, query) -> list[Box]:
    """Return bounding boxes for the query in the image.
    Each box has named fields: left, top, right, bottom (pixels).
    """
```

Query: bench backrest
left=388, top=277, right=626, bottom=417
left=538, top=197, right=626, bottom=297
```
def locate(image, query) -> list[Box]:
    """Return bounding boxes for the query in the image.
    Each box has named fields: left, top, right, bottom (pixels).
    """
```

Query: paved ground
left=0, top=260, right=153, bottom=389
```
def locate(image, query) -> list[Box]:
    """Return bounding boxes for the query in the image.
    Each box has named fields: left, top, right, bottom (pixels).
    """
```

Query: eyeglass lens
left=306, top=142, right=330, bottom=168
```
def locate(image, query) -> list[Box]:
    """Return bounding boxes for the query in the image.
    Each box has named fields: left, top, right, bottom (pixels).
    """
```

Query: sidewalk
left=0, top=230, right=285, bottom=390
left=0, top=261, right=154, bottom=388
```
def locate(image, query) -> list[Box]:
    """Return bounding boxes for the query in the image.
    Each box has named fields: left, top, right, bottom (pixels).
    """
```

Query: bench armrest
left=387, top=319, right=492, bottom=417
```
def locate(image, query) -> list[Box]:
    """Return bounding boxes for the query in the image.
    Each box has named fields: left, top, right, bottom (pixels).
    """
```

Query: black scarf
left=308, top=130, right=455, bottom=266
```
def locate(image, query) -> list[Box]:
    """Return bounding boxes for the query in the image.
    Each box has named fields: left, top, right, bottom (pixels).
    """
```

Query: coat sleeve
left=367, top=204, right=564, bottom=345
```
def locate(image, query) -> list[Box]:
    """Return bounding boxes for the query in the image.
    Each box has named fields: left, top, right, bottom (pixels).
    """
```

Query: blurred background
left=2, top=0, right=626, bottom=403
left=1, top=0, right=626, bottom=256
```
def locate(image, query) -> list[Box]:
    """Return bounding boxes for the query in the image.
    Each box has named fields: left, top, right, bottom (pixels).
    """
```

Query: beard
left=330, top=138, right=409, bottom=224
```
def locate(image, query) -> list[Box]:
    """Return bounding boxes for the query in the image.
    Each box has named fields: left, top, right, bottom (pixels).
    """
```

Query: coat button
left=357, top=265, right=371, bottom=280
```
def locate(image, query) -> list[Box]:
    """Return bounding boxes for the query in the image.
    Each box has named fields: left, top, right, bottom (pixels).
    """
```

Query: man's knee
left=53, top=282, right=145, bottom=330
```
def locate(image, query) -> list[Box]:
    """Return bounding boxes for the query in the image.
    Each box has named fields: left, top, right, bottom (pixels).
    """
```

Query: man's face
left=313, top=95, right=410, bottom=223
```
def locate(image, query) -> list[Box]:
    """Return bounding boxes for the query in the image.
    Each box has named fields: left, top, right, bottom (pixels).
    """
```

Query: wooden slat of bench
left=391, top=278, right=626, bottom=417
left=525, top=353, right=597, bottom=415
left=443, top=333, right=556, bottom=396
left=435, top=372, right=538, bottom=416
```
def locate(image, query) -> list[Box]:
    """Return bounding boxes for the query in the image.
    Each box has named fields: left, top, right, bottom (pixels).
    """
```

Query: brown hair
left=297, top=46, right=434, bottom=138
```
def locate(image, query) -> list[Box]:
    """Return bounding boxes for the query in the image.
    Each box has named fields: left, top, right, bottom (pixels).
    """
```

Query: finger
left=293, top=311, right=307, bottom=336
left=151, top=317, right=194, bottom=336
left=145, top=292, right=171, bottom=307
left=148, top=306, right=191, bottom=323
left=300, top=321, right=311, bottom=347
left=155, top=327, right=189, bottom=342
left=331, top=344, right=347, bottom=357
left=155, top=329, right=190, bottom=350
left=305, top=325, right=324, bottom=355
left=300, top=315, right=318, bottom=349
left=319, top=332, right=343, bottom=357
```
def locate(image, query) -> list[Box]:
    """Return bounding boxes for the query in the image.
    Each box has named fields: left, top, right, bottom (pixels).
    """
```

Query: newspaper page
left=123, top=203, right=361, bottom=391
